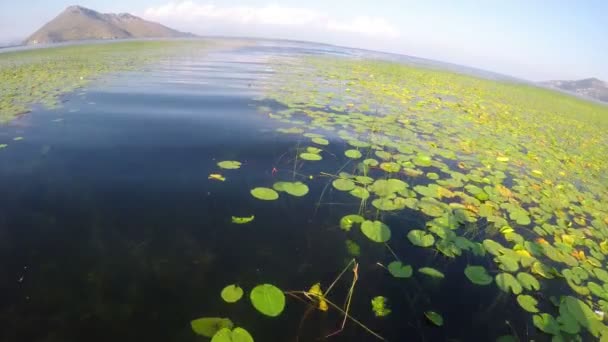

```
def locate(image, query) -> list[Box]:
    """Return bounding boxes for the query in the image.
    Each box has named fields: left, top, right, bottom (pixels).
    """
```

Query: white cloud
left=143, top=1, right=399, bottom=38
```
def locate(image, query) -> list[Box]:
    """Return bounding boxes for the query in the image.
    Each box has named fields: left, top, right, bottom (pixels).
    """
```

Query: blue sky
left=1, top=0, right=606, bottom=81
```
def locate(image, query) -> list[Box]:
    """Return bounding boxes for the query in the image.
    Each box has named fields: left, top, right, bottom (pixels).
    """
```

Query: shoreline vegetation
left=0, top=40, right=210, bottom=123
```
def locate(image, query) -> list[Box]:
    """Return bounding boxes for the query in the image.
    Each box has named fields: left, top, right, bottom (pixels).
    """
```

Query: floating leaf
left=311, top=137, right=329, bottom=145
left=250, top=284, right=285, bottom=317
left=371, top=296, right=391, bottom=317
left=516, top=294, right=539, bottom=313
left=345, top=149, right=362, bottom=159
left=217, top=161, right=242, bottom=169
left=563, top=295, right=602, bottom=337
left=407, top=230, right=435, bottom=247
left=495, top=273, right=522, bottom=294
left=274, top=181, right=309, bottom=197
left=516, top=272, right=540, bottom=291
left=333, top=179, right=356, bottom=191
left=209, top=174, right=226, bottom=181
left=191, top=317, right=234, bottom=337
left=464, top=265, right=493, bottom=285
left=387, top=261, right=413, bottom=278
left=221, top=285, right=244, bottom=303
left=345, top=239, right=360, bottom=256
left=340, top=214, right=364, bottom=231
left=300, top=153, right=322, bottom=161
left=232, top=215, right=255, bottom=224
left=419, top=267, right=445, bottom=279
left=380, top=162, right=401, bottom=173
left=250, top=187, right=279, bottom=201
left=424, top=311, right=444, bottom=326
left=349, top=186, right=370, bottom=199
left=361, top=220, right=391, bottom=243
left=533, top=313, right=560, bottom=335
left=211, top=327, right=254, bottom=342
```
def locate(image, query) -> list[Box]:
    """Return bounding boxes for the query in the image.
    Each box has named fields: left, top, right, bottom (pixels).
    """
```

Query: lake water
left=0, top=40, right=553, bottom=341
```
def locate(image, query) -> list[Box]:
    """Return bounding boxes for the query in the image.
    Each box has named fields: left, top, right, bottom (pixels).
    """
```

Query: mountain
left=542, top=78, right=608, bottom=103
left=25, top=5, right=195, bottom=45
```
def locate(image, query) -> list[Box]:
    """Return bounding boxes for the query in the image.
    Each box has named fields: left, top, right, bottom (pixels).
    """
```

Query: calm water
left=1, top=40, right=536, bottom=341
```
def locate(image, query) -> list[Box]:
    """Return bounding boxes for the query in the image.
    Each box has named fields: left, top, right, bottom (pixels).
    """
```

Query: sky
left=1, top=0, right=606, bottom=81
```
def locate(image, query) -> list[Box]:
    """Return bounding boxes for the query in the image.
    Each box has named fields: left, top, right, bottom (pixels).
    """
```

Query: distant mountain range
left=25, top=5, right=195, bottom=45
left=541, top=78, right=608, bottom=103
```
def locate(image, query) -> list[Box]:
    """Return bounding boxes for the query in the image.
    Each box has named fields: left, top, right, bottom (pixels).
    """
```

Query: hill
left=25, top=5, right=194, bottom=45
left=542, top=77, right=608, bottom=103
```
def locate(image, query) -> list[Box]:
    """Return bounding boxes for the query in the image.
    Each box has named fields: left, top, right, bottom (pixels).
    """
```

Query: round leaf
left=211, top=327, right=254, bottom=342
left=425, top=311, right=443, bottom=326
left=361, top=220, right=391, bottom=243
left=221, top=285, right=244, bottom=303
left=191, top=317, right=234, bottom=337
left=464, top=265, right=493, bottom=285
left=217, top=161, right=242, bottom=170
left=250, top=187, right=279, bottom=201
left=407, top=230, right=435, bottom=247
left=517, top=294, right=539, bottom=313
left=345, top=149, right=362, bottom=159
left=333, top=179, right=356, bottom=191
left=250, top=284, right=285, bottom=317
left=495, top=273, right=522, bottom=295
left=388, top=261, right=413, bottom=278
left=418, top=267, right=445, bottom=279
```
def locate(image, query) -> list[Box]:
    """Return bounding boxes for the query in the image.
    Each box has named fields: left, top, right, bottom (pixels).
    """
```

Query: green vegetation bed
left=197, top=57, right=608, bottom=341
left=0, top=40, right=206, bottom=122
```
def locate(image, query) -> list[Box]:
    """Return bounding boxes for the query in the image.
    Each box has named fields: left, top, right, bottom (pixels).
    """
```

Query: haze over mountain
left=542, top=78, right=608, bottom=103
left=24, top=5, right=194, bottom=45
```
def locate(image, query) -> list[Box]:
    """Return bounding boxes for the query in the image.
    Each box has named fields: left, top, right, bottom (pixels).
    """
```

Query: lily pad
left=495, top=273, right=522, bottom=294
left=211, top=327, right=254, bottom=342
left=387, top=261, right=413, bottom=278
left=250, top=284, right=285, bottom=317
left=232, top=215, right=255, bottom=224
left=516, top=272, right=541, bottom=291
left=312, top=137, right=329, bottom=145
left=419, top=267, right=445, bottom=279
left=361, top=220, right=391, bottom=243
left=191, top=317, right=234, bottom=337
left=221, top=285, right=244, bottom=303
left=217, top=161, right=242, bottom=169
left=424, top=311, right=444, bottom=326
left=533, top=313, right=560, bottom=335
left=300, top=153, right=322, bottom=161
left=516, top=294, right=539, bottom=313
left=407, top=230, right=435, bottom=247
left=333, top=179, right=356, bottom=191
left=340, top=214, right=364, bottom=231
left=251, top=187, right=279, bottom=201
left=345, top=149, right=362, bottom=159
left=464, top=265, right=493, bottom=285
left=275, top=181, right=309, bottom=197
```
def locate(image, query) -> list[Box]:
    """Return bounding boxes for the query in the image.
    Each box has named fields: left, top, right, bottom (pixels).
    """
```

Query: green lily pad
left=191, top=317, right=234, bottom=337
left=495, top=273, right=522, bottom=294
left=380, top=162, right=401, bottom=173
left=495, top=254, right=520, bottom=272
left=275, top=181, right=309, bottom=197
left=407, top=230, right=435, bottom=247
left=345, top=149, right=362, bottom=159
left=211, top=327, right=254, bottom=342
left=419, top=267, right=445, bottom=279
left=312, top=137, right=329, bottom=145
left=363, top=158, right=379, bottom=166
left=250, top=284, right=285, bottom=317
left=516, top=272, right=541, bottom=291
left=300, top=152, right=322, bottom=161
left=424, top=311, right=443, bottom=326
left=350, top=186, right=370, bottom=199
left=533, top=313, right=560, bottom=335
left=340, top=214, right=364, bottom=231
left=221, top=285, right=244, bottom=303
left=232, top=215, right=255, bottom=224
left=563, top=295, right=603, bottom=337
left=217, top=161, right=242, bottom=169
left=361, top=220, right=391, bottom=243
left=464, top=265, right=493, bottom=285
left=251, top=187, right=279, bottom=201
left=387, top=261, right=413, bottom=278
left=516, top=294, right=539, bottom=313
left=333, top=179, right=356, bottom=191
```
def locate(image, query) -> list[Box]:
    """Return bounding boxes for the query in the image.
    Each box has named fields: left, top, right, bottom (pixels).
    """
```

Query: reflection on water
left=0, top=40, right=533, bottom=341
